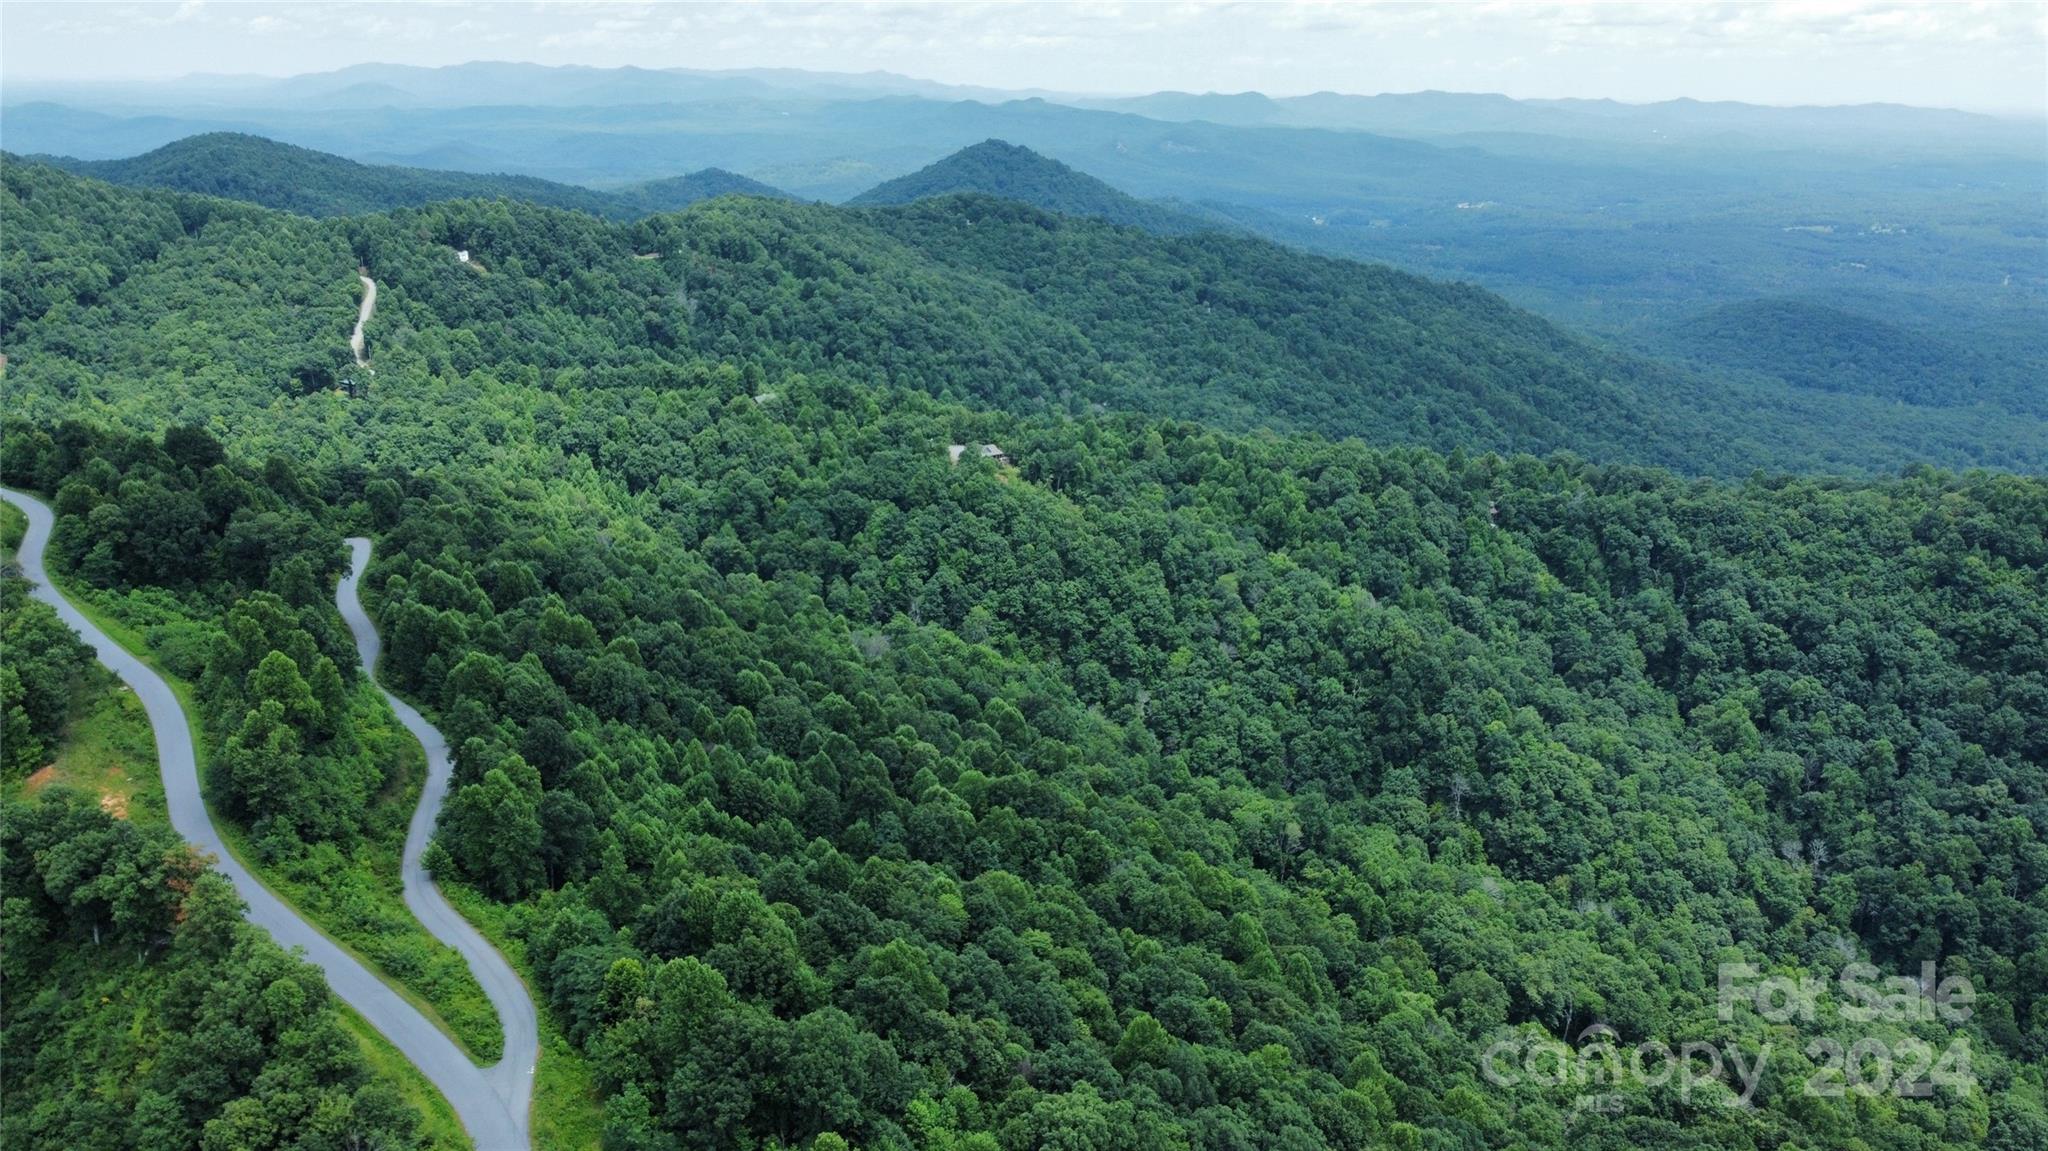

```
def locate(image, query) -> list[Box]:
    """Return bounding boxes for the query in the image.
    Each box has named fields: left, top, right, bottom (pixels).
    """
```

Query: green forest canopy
left=12, top=80, right=2036, bottom=416
left=849, top=139, right=1207, bottom=235
left=1, top=158, right=2044, bottom=1150
left=37, top=132, right=793, bottom=221
left=4, top=156, right=2040, bottom=475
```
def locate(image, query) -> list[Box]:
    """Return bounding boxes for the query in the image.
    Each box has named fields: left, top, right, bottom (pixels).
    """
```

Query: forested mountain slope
left=850, top=139, right=1206, bottom=234
left=1667, top=297, right=2047, bottom=416
left=12, top=158, right=2032, bottom=475
left=34, top=132, right=791, bottom=220
left=13, top=71, right=2037, bottom=423
left=4, top=159, right=2046, bottom=1151
left=25, top=127, right=2040, bottom=440
left=622, top=167, right=795, bottom=215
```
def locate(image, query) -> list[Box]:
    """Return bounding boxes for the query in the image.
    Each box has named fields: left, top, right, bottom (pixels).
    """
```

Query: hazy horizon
left=15, top=57, right=2048, bottom=121
left=4, top=1, right=2043, bottom=116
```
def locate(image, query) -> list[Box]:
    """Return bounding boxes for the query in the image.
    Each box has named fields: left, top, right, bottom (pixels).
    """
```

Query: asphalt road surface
left=1, top=487, right=528, bottom=1149
left=339, top=536, right=538, bottom=1138
left=351, top=274, right=376, bottom=366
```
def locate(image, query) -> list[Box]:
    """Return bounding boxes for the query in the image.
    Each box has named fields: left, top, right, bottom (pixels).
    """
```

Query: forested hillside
left=2, top=795, right=431, bottom=1150
left=27, top=126, right=2041, bottom=440
left=15, top=77, right=2036, bottom=401
left=1667, top=298, right=2047, bottom=416
left=5, top=159, right=2036, bottom=474
left=850, top=140, right=1205, bottom=234
left=3, top=158, right=2045, bottom=1150
left=35, top=133, right=791, bottom=220
left=621, top=168, right=795, bottom=215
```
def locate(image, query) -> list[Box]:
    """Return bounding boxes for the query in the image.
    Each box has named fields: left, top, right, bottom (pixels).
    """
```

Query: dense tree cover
left=0, top=575, right=96, bottom=779
left=4, top=161, right=2046, bottom=1150
left=12, top=394, right=2047, bottom=1150
left=844, top=139, right=2046, bottom=430
left=620, top=170, right=799, bottom=216
left=0, top=417, right=365, bottom=829
left=849, top=141, right=1205, bottom=235
left=7, top=159, right=2038, bottom=476
left=1668, top=297, right=2047, bottom=415
left=0, top=156, right=194, bottom=334
left=4, top=421, right=330, bottom=602
left=0, top=163, right=366, bottom=396
left=15, top=78, right=2040, bottom=412
left=348, top=390, right=2042, bottom=1151
left=34, top=134, right=793, bottom=221
left=0, top=792, right=423, bottom=1150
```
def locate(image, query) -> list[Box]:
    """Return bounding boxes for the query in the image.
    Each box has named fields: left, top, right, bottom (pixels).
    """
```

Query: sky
left=3, top=1, right=2045, bottom=115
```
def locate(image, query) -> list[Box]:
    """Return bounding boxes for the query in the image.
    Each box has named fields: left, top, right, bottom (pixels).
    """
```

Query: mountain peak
left=622, top=167, right=795, bottom=211
left=847, top=139, right=1200, bottom=233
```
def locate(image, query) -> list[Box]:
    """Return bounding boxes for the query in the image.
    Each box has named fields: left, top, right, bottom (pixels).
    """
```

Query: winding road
left=351, top=274, right=377, bottom=366
left=1, top=488, right=530, bottom=1150
left=338, top=537, right=538, bottom=1139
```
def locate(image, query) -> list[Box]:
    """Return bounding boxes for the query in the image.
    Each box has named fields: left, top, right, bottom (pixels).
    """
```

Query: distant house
left=949, top=443, right=1010, bottom=465
left=456, top=250, right=471, bottom=263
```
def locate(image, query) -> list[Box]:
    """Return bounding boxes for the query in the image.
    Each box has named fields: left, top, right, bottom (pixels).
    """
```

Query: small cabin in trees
left=948, top=443, right=1011, bottom=465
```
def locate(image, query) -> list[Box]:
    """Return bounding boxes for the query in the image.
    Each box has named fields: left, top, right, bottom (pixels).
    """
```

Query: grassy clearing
left=531, top=1030, right=605, bottom=1151
left=14, top=665, right=167, bottom=825
left=442, top=882, right=606, bottom=1151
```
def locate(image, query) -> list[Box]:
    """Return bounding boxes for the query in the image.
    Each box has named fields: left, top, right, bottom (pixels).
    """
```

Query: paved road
left=338, top=537, right=538, bottom=1136
left=0, top=488, right=527, bottom=1150
left=351, top=274, right=377, bottom=366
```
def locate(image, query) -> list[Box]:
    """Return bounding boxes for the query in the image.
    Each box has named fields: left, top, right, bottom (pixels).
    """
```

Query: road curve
left=351, top=274, right=377, bottom=366
left=0, top=488, right=526, bottom=1150
left=338, top=537, right=538, bottom=1136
